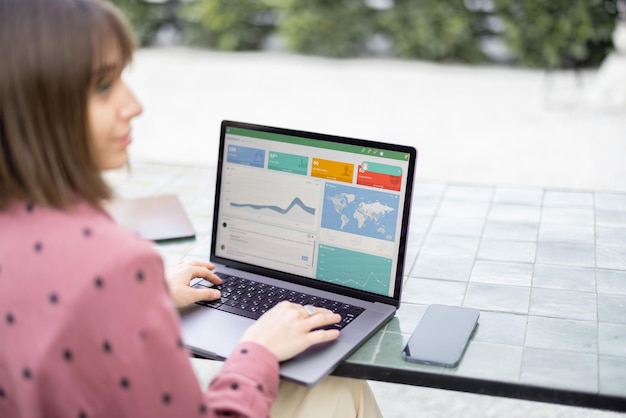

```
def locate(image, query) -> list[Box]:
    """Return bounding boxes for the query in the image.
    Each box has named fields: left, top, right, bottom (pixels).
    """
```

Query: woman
left=0, top=0, right=383, bottom=417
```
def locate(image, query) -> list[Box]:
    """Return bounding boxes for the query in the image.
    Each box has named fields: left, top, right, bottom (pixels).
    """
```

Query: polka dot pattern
left=49, top=293, right=59, bottom=304
left=94, top=277, right=104, bottom=289
left=119, top=377, right=130, bottom=389
left=0, top=202, right=278, bottom=416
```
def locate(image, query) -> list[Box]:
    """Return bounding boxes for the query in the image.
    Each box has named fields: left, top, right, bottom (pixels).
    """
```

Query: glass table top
left=106, top=162, right=626, bottom=411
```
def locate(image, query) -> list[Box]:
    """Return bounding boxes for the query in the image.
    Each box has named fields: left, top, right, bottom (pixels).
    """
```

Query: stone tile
left=419, top=235, right=480, bottom=258
left=488, top=204, right=542, bottom=224
left=482, top=221, right=539, bottom=242
left=470, top=260, right=533, bottom=287
left=411, top=253, right=475, bottom=282
left=464, top=283, right=530, bottom=314
left=157, top=239, right=196, bottom=257
left=428, top=216, right=485, bottom=237
left=529, top=288, right=597, bottom=321
left=532, top=264, right=596, bottom=292
left=595, top=192, right=626, bottom=210
left=538, top=224, right=595, bottom=246
left=598, top=322, right=626, bottom=357
left=493, top=187, right=543, bottom=206
left=536, top=242, right=595, bottom=268
left=389, top=303, right=427, bottom=335
left=596, top=226, right=626, bottom=248
left=158, top=251, right=185, bottom=269
left=521, top=348, right=598, bottom=392
left=402, top=278, right=467, bottom=306
left=452, top=341, right=523, bottom=383
left=404, top=230, right=424, bottom=270
left=472, top=311, right=527, bottom=346
left=187, top=235, right=213, bottom=257
left=595, top=208, right=626, bottom=228
left=596, top=246, right=626, bottom=270
left=188, top=213, right=214, bottom=236
left=444, top=185, right=493, bottom=202
left=412, top=192, right=437, bottom=212
left=436, top=199, right=490, bottom=220
left=112, top=163, right=187, bottom=197
left=599, top=356, right=626, bottom=397
left=157, top=166, right=215, bottom=197
left=541, top=207, right=595, bottom=227
left=413, top=182, right=446, bottom=200
left=477, top=239, right=536, bottom=264
left=374, top=331, right=445, bottom=373
left=525, top=316, right=597, bottom=354
left=543, top=191, right=594, bottom=208
left=597, top=294, right=626, bottom=325
left=411, top=206, right=438, bottom=230
left=596, top=269, right=626, bottom=296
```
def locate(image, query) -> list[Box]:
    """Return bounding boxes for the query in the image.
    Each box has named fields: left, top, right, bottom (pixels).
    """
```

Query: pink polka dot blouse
left=0, top=200, right=279, bottom=417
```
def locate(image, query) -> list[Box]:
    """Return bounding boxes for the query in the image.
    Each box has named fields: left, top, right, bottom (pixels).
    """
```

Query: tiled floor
left=106, top=163, right=626, bottom=416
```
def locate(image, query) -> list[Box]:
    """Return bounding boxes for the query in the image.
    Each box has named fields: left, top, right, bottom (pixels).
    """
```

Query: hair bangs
left=90, top=1, right=136, bottom=79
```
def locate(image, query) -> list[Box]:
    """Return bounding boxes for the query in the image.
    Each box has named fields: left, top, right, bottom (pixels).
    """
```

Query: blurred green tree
left=181, top=0, right=276, bottom=50
left=495, top=0, right=617, bottom=68
left=108, top=0, right=171, bottom=46
left=275, top=0, right=375, bottom=57
left=379, top=0, right=486, bottom=62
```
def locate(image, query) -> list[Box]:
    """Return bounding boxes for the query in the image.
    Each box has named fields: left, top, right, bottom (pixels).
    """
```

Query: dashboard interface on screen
left=214, top=125, right=413, bottom=298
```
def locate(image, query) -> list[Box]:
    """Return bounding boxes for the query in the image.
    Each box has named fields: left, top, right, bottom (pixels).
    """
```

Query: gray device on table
left=402, top=304, right=479, bottom=367
left=180, top=120, right=418, bottom=386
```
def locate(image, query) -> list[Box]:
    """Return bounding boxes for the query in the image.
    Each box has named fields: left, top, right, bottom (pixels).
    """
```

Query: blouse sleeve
left=39, top=239, right=280, bottom=418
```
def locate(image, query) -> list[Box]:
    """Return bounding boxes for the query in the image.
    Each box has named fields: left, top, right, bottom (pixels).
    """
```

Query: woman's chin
left=99, top=154, right=129, bottom=172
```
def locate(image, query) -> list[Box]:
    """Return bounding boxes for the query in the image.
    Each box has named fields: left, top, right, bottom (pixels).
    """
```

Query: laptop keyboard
left=192, top=272, right=364, bottom=330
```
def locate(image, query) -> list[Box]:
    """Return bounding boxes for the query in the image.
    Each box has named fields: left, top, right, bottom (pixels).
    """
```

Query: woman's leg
left=189, top=356, right=224, bottom=390
left=191, top=357, right=383, bottom=418
left=271, top=376, right=383, bottom=418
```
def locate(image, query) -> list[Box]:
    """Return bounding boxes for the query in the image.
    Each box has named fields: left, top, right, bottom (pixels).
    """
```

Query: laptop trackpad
left=181, top=305, right=352, bottom=386
left=280, top=339, right=352, bottom=386
left=180, top=307, right=253, bottom=359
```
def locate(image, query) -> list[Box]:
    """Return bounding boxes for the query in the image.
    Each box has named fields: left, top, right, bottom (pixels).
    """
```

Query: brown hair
left=0, top=0, right=136, bottom=210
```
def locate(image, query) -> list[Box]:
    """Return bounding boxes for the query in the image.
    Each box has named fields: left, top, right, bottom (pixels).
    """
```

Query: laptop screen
left=212, top=121, right=417, bottom=305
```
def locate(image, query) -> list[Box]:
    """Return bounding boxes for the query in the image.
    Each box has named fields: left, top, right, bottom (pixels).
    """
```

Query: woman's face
left=88, top=55, right=142, bottom=171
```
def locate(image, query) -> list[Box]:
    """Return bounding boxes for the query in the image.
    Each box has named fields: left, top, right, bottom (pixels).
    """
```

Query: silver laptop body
left=181, top=120, right=417, bottom=386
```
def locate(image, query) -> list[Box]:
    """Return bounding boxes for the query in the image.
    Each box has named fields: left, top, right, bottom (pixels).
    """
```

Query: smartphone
left=402, top=304, right=480, bottom=367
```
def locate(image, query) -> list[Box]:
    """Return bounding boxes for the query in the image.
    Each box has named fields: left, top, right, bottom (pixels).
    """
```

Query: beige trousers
left=190, top=357, right=383, bottom=418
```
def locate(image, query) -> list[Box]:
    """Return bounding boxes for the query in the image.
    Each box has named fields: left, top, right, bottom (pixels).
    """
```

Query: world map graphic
left=321, top=183, right=399, bottom=242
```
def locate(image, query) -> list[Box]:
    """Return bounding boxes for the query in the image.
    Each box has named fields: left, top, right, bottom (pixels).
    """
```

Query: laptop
left=180, top=120, right=417, bottom=386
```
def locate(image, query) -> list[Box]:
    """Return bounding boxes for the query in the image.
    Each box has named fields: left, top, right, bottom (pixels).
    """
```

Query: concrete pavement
left=125, top=46, right=626, bottom=193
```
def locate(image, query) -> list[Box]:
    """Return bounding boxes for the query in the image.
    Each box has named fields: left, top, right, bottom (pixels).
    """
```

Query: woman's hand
left=240, top=301, right=341, bottom=362
left=165, top=260, right=222, bottom=308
